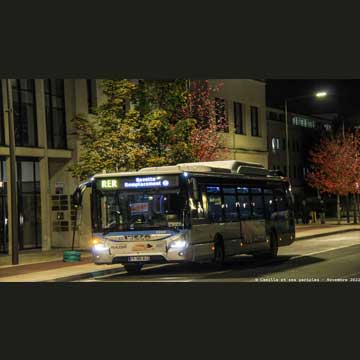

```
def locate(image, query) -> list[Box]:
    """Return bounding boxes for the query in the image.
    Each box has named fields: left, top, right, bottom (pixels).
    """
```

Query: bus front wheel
left=124, top=263, right=143, bottom=275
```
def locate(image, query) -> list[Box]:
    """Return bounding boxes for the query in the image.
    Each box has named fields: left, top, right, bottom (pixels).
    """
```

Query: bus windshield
left=93, top=188, right=187, bottom=233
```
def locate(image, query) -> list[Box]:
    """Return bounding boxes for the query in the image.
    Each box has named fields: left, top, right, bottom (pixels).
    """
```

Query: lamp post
left=284, top=91, right=327, bottom=179
left=284, top=91, right=327, bottom=225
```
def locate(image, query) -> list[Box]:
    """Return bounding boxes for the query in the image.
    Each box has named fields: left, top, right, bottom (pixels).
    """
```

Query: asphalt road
left=82, top=231, right=360, bottom=282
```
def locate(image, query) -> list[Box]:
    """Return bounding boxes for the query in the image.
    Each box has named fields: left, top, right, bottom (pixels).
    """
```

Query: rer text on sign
left=101, top=179, right=118, bottom=189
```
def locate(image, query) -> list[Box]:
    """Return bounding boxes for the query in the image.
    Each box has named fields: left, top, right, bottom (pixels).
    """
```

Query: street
left=80, top=231, right=360, bottom=282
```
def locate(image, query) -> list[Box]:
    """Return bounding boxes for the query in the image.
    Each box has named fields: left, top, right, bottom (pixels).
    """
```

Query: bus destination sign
left=97, top=175, right=178, bottom=190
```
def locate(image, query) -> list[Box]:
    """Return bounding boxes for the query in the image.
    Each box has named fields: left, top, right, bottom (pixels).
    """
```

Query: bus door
left=249, top=187, right=267, bottom=245
left=223, top=187, right=242, bottom=255
left=238, top=186, right=266, bottom=247
left=237, top=186, right=253, bottom=246
left=272, top=187, right=291, bottom=235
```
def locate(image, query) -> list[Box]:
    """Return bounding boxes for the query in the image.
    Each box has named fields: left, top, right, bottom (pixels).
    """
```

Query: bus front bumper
left=92, top=248, right=193, bottom=265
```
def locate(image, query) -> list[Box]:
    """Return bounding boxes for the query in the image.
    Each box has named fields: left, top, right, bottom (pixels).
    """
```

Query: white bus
left=73, top=161, right=295, bottom=274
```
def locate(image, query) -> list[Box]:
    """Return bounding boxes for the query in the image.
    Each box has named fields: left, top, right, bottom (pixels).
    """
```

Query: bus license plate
left=128, top=256, right=150, bottom=262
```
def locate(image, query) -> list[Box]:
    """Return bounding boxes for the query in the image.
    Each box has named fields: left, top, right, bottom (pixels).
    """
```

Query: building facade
left=266, top=107, right=332, bottom=200
left=0, top=79, right=102, bottom=254
left=211, top=79, right=268, bottom=168
left=0, top=79, right=267, bottom=254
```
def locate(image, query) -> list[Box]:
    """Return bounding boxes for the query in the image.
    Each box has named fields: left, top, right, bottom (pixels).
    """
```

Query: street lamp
left=284, top=91, right=328, bottom=179
left=315, top=91, right=328, bottom=98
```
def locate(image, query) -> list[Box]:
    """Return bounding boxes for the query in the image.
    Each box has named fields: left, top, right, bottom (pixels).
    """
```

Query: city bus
left=73, top=161, right=295, bottom=274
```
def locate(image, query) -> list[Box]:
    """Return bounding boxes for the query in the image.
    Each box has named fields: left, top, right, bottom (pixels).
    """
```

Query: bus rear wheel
left=213, top=240, right=225, bottom=266
left=253, top=232, right=278, bottom=259
left=124, top=263, right=143, bottom=275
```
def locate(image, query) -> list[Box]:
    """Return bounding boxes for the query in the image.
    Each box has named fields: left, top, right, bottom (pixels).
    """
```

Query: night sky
left=266, top=80, right=360, bottom=118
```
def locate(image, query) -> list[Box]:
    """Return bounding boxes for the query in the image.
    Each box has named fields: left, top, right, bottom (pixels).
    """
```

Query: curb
left=296, top=228, right=360, bottom=241
left=48, top=265, right=125, bottom=282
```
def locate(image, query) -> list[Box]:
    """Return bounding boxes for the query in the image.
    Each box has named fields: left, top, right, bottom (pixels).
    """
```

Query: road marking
left=290, top=244, right=360, bottom=258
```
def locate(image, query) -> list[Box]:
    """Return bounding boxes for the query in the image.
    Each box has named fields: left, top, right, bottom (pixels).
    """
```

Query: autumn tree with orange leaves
left=307, top=131, right=360, bottom=224
left=183, top=80, right=229, bottom=161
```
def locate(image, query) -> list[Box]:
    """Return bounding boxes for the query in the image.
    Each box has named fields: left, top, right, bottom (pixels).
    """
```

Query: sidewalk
left=296, top=219, right=360, bottom=240
left=0, top=248, right=124, bottom=282
left=0, top=221, right=359, bottom=282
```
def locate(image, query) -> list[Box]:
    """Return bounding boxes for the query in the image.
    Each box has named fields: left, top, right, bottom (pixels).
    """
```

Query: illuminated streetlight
left=315, top=91, right=327, bottom=98
left=284, top=90, right=328, bottom=179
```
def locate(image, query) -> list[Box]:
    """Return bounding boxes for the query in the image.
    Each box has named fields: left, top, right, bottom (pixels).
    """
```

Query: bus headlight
left=168, top=237, right=188, bottom=250
left=93, top=243, right=109, bottom=252
left=92, top=238, right=109, bottom=252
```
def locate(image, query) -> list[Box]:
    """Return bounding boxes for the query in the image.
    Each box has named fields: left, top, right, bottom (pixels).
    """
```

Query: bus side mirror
left=72, top=188, right=83, bottom=208
left=72, top=181, right=92, bottom=208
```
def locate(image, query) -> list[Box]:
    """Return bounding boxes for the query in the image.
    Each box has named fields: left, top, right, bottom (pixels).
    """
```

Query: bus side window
left=223, top=187, right=239, bottom=222
left=190, top=186, right=208, bottom=223
left=237, top=186, right=251, bottom=219
left=263, top=188, right=274, bottom=219
left=250, top=187, right=265, bottom=219
left=206, top=186, right=224, bottom=223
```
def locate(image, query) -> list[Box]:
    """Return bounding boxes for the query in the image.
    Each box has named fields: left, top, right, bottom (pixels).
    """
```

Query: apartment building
left=267, top=107, right=332, bottom=199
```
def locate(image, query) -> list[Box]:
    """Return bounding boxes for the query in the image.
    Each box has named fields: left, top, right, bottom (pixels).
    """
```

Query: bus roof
left=92, top=161, right=286, bottom=182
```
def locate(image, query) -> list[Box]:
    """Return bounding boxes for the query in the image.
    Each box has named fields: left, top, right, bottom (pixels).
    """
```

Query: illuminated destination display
left=124, top=177, right=169, bottom=188
left=97, top=175, right=178, bottom=190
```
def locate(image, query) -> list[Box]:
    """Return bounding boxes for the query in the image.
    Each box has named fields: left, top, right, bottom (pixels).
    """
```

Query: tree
left=70, top=79, right=229, bottom=180
left=306, top=131, right=360, bottom=224
left=183, top=80, right=229, bottom=161
left=69, top=80, right=149, bottom=179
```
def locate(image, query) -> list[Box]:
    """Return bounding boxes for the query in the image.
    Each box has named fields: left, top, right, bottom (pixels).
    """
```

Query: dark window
left=294, top=166, right=297, bottom=179
left=223, top=187, right=239, bottom=222
left=264, top=188, right=273, bottom=219
left=237, top=186, right=251, bottom=218
left=282, top=138, right=286, bottom=150
left=12, top=80, right=37, bottom=147
left=251, top=106, right=259, bottom=136
left=233, top=102, right=244, bottom=134
left=238, top=193, right=251, bottom=218
left=215, top=97, right=228, bottom=132
left=45, top=79, right=67, bottom=149
left=0, top=159, right=7, bottom=253
left=284, top=166, right=287, bottom=176
left=87, top=80, right=97, bottom=114
left=17, top=159, right=41, bottom=250
left=251, top=190, right=264, bottom=218
left=0, top=87, right=4, bottom=145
